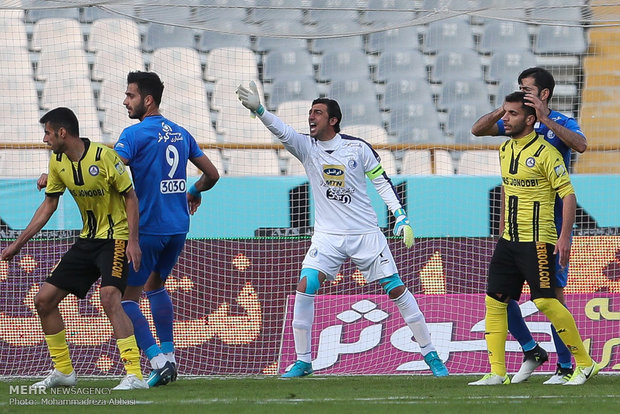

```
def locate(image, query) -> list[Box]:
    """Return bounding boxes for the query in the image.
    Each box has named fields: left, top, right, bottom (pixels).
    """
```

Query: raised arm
left=471, top=106, right=504, bottom=136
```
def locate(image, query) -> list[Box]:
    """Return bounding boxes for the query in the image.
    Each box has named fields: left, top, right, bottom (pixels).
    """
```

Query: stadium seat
left=339, top=100, right=383, bottom=128
left=375, top=49, right=427, bottom=83
left=0, top=48, right=33, bottom=79
left=25, top=7, right=80, bottom=23
left=474, top=0, right=527, bottom=20
left=252, top=20, right=308, bottom=53
left=36, top=48, right=90, bottom=81
left=382, top=78, right=434, bottom=111
left=135, top=3, right=193, bottom=22
left=327, top=78, right=377, bottom=104
left=223, top=149, right=282, bottom=176
left=81, top=4, right=138, bottom=22
left=199, top=27, right=251, bottom=53
left=87, top=18, right=141, bottom=52
left=0, top=150, right=51, bottom=178
left=533, top=26, right=587, bottom=55
left=187, top=149, right=224, bottom=177
left=205, top=47, right=258, bottom=83
left=437, top=78, right=490, bottom=111
left=431, top=49, right=483, bottom=82
left=194, top=3, right=248, bottom=23
left=529, top=0, right=584, bottom=23
left=433, top=149, right=455, bottom=175
left=366, top=27, right=421, bottom=54
left=363, top=0, right=416, bottom=24
left=341, top=124, right=390, bottom=145
left=0, top=15, right=28, bottom=50
left=0, top=101, right=43, bottom=144
left=388, top=102, right=441, bottom=138
left=150, top=47, right=204, bottom=82
left=92, top=47, right=145, bottom=83
left=494, top=79, right=519, bottom=105
left=275, top=100, right=314, bottom=133
left=143, top=23, right=196, bottom=52
left=422, top=17, right=475, bottom=54
left=262, top=49, right=314, bottom=82
left=397, top=125, right=448, bottom=145
left=102, top=105, right=139, bottom=139
left=310, top=25, right=364, bottom=55
left=486, top=50, right=537, bottom=83
left=400, top=150, right=433, bottom=175
left=456, top=150, right=500, bottom=175
left=268, top=78, right=318, bottom=110
left=249, top=6, right=304, bottom=24
left=306, top=7, right=360, bottom=25
left=31, top=18, right=83, bottom=51
left=479, top=20, right=530, bottom=54
left=446, top=102, right=494, bottom=137
left=317, top=50, right=370, bottom=82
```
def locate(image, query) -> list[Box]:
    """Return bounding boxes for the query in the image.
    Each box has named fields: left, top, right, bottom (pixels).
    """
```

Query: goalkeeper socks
left=117, top=335, right=143, bottom=379
left=292, top=291, right=314, bottom=363
left=533, top=298, right=593, bottom=367
left=393, top=290, right=435, bottom=355
left=45, top=329, right=74, bottom=375
left=147, top=287, right=175, bottom=348
left=507, top=299, right=536, bottom=352
left=121, top=300, right=159, bottom=355
left=485, top=295, right=508, bottom=377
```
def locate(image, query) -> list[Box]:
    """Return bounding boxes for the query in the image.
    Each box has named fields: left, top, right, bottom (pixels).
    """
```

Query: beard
left=128, top=102, right=146, bottom=120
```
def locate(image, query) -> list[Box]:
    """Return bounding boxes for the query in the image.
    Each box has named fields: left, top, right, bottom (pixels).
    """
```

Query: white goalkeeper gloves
left=236, top=81, right=265, bottom=116
left=393, top=208, right=415, bottom=248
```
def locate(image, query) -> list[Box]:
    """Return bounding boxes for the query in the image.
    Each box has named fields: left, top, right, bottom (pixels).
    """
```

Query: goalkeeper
left=236, top=82, right=448, bottom=378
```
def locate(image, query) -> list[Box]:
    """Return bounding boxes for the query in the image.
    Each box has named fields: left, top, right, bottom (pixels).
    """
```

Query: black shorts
left=487, top=237, right=557, bottom=301
left=46, top=238, right=129, bottom=299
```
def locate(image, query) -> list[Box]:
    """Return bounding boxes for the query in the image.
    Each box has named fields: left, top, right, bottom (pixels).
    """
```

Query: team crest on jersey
left=114, top=161, right=126, bottom=175
left=547, top=130, right=556, bottom=139
left=309, top=247, right=318, bottom=258
left=554, top=164, right=567, bottom=177
left=525, top=157, right=536, bottom=168
left=348, top=159, right=357, bottom=169
left=89, top=165, right=99, bottom=176
left=323, top=164, right=345, bottom=187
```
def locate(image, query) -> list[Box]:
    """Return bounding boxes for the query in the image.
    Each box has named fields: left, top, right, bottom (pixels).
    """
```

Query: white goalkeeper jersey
left=258, top=110, right=403, bottom=234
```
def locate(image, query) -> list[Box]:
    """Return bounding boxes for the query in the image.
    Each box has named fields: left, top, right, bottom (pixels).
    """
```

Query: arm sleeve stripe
left=119, top=184, right=133, bottom=195
left=366, top=164, right=385, bottom=180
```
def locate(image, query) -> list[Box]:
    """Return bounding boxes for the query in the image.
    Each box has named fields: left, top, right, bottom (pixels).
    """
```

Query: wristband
left=188, top=183, right=201, bottom=198
left=256, top=104, right=265, bottom=116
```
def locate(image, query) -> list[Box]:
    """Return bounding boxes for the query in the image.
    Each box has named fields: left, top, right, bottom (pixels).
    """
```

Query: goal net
left=0, top=0, right=618, bottom=378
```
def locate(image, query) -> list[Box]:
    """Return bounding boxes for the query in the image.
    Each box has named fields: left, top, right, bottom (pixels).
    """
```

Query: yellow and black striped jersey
left=499, top=131, right=574, bottom=244
left=46, top=138, right=133, bottom=240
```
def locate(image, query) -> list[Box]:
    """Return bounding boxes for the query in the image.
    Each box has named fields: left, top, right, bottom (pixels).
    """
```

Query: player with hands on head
left=1, top=107, right=147, bottom=390
left=236, top=82, right=447, bottom=378
left=472, top=67, right=587, bottom=384
left=469, top=92, right=597, bottom=386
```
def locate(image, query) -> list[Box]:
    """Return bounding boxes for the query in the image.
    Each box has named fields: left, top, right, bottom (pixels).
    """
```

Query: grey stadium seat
left=262, top=49, right=314, bottom=82
left=366, top=27, right=420, bottom=54
left=486, top=50, right=537, bottom=83
left=533, top=26, right=587, bottom=55
left=375, top=49, right=427, bottom=83
left=327, top=78, right=377, bottom=104
left=143, top=23, right=196, bottom=52
left=382, top=78, right=434, bottom=110
left=317, top=50, right=370, bottom=82
left=267, top=77, right=318, bottom=110
left=479, top=20, right=530, bottom=54
left=422, top=17, right=474, bottom=54
left=438, top=78, right=490, bottom=111
left=431, top=49, right=483, bottom=82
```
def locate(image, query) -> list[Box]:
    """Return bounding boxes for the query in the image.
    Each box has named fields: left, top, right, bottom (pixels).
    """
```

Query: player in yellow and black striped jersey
left=0, top=107, right=148, bottom=390
left=46, top=135, right=132, bottom=240
left=469, top=92, right=599, bottom=386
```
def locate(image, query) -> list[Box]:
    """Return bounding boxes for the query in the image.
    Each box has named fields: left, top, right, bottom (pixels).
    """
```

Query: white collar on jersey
left=317, top=133, right=341, bottom=151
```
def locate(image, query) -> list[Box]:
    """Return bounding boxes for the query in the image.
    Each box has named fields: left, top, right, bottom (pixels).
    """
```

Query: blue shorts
left=128, top=233, right=186, bottom=287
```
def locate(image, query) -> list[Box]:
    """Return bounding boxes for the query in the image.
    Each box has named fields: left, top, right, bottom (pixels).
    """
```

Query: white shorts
left=301, top=229, right=398, bottom=284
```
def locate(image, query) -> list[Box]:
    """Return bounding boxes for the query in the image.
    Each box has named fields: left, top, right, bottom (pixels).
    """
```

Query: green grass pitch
left=1, top=374, right=619, bottom=413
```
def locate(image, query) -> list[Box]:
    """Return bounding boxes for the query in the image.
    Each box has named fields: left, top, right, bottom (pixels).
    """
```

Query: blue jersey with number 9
left=114, top=115, right=204, bottom=235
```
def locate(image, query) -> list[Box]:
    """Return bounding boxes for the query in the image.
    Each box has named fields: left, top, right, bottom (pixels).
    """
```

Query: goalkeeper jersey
left=46, top=138, right=133, bottom=240
left=258, top=110, right=403, bottom=234
left=114, top=115, right=204, bottom=235
left=499, top=131, right=575, bottom=244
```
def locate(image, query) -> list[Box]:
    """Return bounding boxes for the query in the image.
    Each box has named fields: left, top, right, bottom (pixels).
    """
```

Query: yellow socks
left=45, top=329, right=74, bottom=374
left=485, top=295, right=509, bottom=376
left=533, top=298, right=593, bottom=367
left=117, top=335, right=143, bottom=379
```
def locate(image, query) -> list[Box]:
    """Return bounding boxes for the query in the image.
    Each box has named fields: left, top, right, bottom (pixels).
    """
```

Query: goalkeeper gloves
left=236, top=81, right=264, bottom=116
left=393, top=208, right=415, bottom=248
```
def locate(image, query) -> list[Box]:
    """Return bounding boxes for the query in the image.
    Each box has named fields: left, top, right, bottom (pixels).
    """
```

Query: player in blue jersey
left=114, top=71, right=220, bottom=387
left=471, top=67, right=587, bottom=384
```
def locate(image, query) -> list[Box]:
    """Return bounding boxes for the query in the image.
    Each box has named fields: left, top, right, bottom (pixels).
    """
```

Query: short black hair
left=127, top=71, right=164, bottom=106
left=505, top=91, right=536, bottom=120
left=39, top=107, right=79, bottom=137
left=518, top=67, right=555, bottom=101
left=312, top=98, right=342, bottom=133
